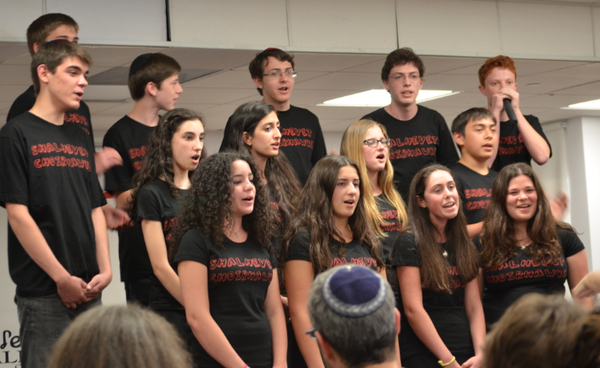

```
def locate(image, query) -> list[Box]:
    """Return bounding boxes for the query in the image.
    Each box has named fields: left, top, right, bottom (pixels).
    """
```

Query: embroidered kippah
left=322, top=265, right=386, bottom=318
left=129, top=53, right=154, bottom=76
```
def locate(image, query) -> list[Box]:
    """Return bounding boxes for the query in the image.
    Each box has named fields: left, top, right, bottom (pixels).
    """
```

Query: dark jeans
left=124, top=278, right=151, bottom=306
left=16, top=294, right=101, bottom=368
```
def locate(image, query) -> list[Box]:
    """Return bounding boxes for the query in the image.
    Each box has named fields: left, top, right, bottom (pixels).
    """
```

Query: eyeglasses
left=306, top=328, right=317, bottom=339
left=388, top=73, right=420, bottom=82
left=263, top=70, right=297, bottom=78
left=363, top=138, right=391, bottom=148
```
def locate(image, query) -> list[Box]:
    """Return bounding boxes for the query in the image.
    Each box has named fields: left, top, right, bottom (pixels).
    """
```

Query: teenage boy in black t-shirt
left=478, top=55, right=551, bottom=171
left=219, top=48, right=326, bottom=186
left=6, top=13, right=127, bottom=230
left=103, top=53, right=183, bottom=306
left=0, top=40, right=111, bottom=368
left=450, top=108, right=498, bottom=238
left=363, top=48, right=458, bottom=201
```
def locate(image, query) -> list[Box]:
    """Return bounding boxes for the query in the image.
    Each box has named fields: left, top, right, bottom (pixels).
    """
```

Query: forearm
left=188, top=313, right=245, bottom=368
left=268, top=304, right=288, bottom=368
left=467, top=222, right=483, bottom=239
left=405, top=308, right=453, bottom=362
left=290, top=312, right=324, bottom=368
left=115, top=190, right=133, bottom=211
left=6, top=203, right=70, bottom=282
left=92, top=207, right=111, bottom=276
left=154, top=266, right=183, bottom=305
left=465, top=303, right=486, bottom=356
left=515, top=109, right=550, bottom=164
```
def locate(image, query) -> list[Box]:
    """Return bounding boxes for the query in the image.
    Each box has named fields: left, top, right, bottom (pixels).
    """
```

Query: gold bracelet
left=438, top=356, right=456, bottom=367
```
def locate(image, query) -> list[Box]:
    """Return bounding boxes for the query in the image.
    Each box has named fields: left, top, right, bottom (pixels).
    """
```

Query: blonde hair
left=340, top=119, right=408, bottom=238
left=47, top=305, right=192, bottom=368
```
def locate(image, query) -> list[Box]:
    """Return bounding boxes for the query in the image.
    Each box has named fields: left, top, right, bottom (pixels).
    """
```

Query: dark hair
left=222, top=101, right=301, bottom=236
left=404, top=164, right=479, bottom=292
left=130, top=108, right=204, bottom=220
left=381, top=47, right=425, bottom=81
left=282, top=155, right=383, bottom=274
left=571, top=314, right=600, bottom=368
left=451, top=107, right=496, bottom=136
left=128, top=53, right=181, bottom=101
left=484, top=294, right=587, bottom=368
left=27, top=13, right=79, bottom=56
left=248, top=48, right=295, bottom=96
left=478, top=55, right=517, bottom=87
left=171, top=152, right=278, bottom=258
left=480, top=163, right=566, bottom=269
left=31, top=39, right=91, bottom=94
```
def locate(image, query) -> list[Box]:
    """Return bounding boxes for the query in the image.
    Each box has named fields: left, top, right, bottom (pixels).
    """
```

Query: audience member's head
left=308, top=265, right=399, bottom=368
left=47, top=305, right=193, bottom=368
left=484, top=293, right=587, bottom=368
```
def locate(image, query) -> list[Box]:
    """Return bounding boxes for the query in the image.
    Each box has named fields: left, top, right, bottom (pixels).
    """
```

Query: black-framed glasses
left=263, top=70, right=297, bottom=78
left=363, top=138, right=391, bottom=148
left=305, top=328, right=317, bottom=339
left=388, top=73, right=420, bottom=82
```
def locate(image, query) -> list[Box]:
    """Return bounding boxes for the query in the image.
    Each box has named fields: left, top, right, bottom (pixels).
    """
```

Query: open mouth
left=442, top=202, right=455, bottom=209
left=191, top=155, right=200, bottom=163
left=376, top=153, right=385, bottom=160
left=243, top=196, right=254, bottom=203
left=344, top=199, right=355, bottom=206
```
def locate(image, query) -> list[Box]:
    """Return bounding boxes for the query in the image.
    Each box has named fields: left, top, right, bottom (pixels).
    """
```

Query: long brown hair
left=404, top=164, right=479, bottom=292
left=281, top=155, right=383, bottom=274
left=340, top=119, right=408, bottom=237
left=480, top=163, right=566, bottom=268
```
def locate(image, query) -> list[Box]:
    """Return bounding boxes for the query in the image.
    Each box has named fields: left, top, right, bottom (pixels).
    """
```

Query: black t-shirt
left=475, top=228, right=585, bottom=326
left=7, top=85, right=95, bottom=142
left=136, top=179, right=186, bottom=310
left=174, top=230, right=277, bottom=368
left=491, top=115, right=552, bottom=172
left=450, top=162, right=497, bottom=225
left=391, top=233, right=474, bottom=360
left=220, top=105, right=327, bottom=186
left=362, top=106, right=459, bottom=201
left=103, top=116, right=155, bottom=281
left=286, top=231, right=379, bottom=272
left=375, top=195, right=401, bottom=266
left=0, top=112, right=106, bottom=297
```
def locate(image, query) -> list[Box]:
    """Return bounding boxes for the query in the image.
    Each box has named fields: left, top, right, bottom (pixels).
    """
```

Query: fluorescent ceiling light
left=317, top=89, right=459, bottom=107
left=561, top=99, right=600, bottom=110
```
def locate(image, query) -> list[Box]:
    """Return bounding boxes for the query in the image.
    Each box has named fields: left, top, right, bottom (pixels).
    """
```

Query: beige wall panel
left=593, top=7, right=600, bottom=58
left=0, top=0, right=42, bottom=40
left=288, top=0, right=397, bottom=52
left=170, top=0, right=289, bottom=48
left=396, top=0, right=500, bottom=55
left=498, top=2, right=593, bottom=57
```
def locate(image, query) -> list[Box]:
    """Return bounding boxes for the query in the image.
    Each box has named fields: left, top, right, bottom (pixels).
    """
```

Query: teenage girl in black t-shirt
left=478, top=163, right=591, bottom=326
left=172, top=152, right=286, bottom=368
left=393, top=164, right=484, bottom=368
left=129, top=108, right=204, bottom=344
left=340, top=119, right=408, bottom=275
left=281, top=155, right=386, bottom=368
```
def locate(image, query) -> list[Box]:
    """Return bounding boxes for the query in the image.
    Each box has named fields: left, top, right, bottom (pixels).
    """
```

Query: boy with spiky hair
left=103, top=52, right=183, bottom=305
left=0, top=40, right=111, bottom=368
left=478, top=55, right=551, bottom=171
left=220, top=48, right=326, bottom=186
left=450, top=108, right=498, bottom=238
left=363, top=47, right=458, bottom=201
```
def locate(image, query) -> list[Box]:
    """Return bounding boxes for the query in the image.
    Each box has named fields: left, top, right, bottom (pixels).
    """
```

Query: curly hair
left=221, top=101, right=301, bottom=237
left=480, top=163, right=568, bottom=269
left=281, top=155, right=383, bottom=275
left=170, top=152, right=278, bottom=259
left=381, top=47, right=425, bottom=81
left=478, top=55, right=517, bottom=87
left=404, top=164, right=479, bottom=292
left=130, top=108, right=204, bottom=220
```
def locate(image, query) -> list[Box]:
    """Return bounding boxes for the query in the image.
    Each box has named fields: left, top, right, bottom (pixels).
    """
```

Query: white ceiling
left=1, top=41, right=600, bottom=137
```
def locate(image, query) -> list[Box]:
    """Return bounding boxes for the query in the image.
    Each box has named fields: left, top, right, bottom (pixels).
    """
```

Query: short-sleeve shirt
left=476, top=227, right=585, bottom=326
left=136, top=179, right=186, bottom=310
left=286, top=231, right=379, bottom=272
left=392, top=232, right=474, bottom=359
left=450, top=162, right=497, bottom=225
left=492, top=115, right=552, bottom=172
left=174, top=230, right=277, bottom=368
left=0, top=112, right=105, bottom=296
left=103, top=115, right=155, bottom=281
left=363, top=106, right=459, bottom=201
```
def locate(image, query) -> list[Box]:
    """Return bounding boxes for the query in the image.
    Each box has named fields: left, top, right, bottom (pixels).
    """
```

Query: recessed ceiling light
left=561, top=99, right=600, bottom=110
left=317, top=89, right=459, bottom=107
